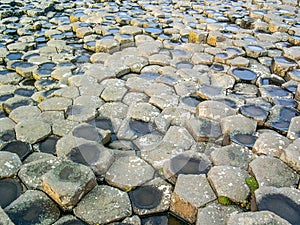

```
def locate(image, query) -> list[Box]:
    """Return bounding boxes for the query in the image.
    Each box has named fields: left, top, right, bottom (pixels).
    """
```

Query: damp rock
left=105, top=155, right=155, bottom=191
left=207, top=166, right=250, bottom=203
left=67, top=142, right=114, bottom=177
left=255, top=186, right=300, bottom=225
left=230, top=67, right=258, bottom=83
left=271, top=56, right=298, bottom=77
left=196, top=202, right=242, bottom=225
left=0, top=152, right=22, bottom=178
left=42, top=160, right=96, bottom=211
left=18, top=157, right=61, bottom=190
left=127, top=102, right=160, bottom=123
left=287, top=116, right=300, bottom=140
left=129, top=178, right=172, bottom=215
left=210, top=144, right=253, bottom=170
left=163, top=150, right=212, bottom=184
left=249, top=156, right=299, bottom=188
left=52, top=215, right=88, bottom=225
left=221, top=115, right=257, bottom=144
left=170, top=174, right=216, bottom=224
left=259, top=85, right=293, bottom=100
left=0, top=178, right=23, bottom=209
left=280, top=138, right=300, bottom=172
left=74, top=185, right=131, bottom=224
left=186, top=116, right=222, bottom=142
left=71, top=123, right=103, bottom=143
left=4, top=190, right=60, bottom=225
left=227, top=211, right=291, bottom=225
left=196, top=100, right=236, bottom=122
left=15, top=119, right=51, bottom=144
left=265, top=105, right=300, bottom=133
left=239, top=104, right=268, bottom=126
left=0, top=140, right=31, bottom=161
left=0, top=118, right=15, bottom=145
left=253, top=131, right=291, bottom=157
left=9, top=105, right=41, bottom=123
left=0, top=206, right=14, bottom=225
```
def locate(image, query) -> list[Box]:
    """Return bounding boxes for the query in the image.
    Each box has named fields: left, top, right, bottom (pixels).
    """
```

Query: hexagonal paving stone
left=15, top=119, right=51, bottom=144
left=249, top=156, right=299, bottom=188
left=127, top=102, right=160, bottom=122
left=42, top=160, right=97, bottom=211
left=66, top=104, right=98, bottom=122
left=227, top=211, right=291, bottom=225
left=208, top=166, right=250, bottom=203
left=210, top=144, right=253, bottom=170
left=9, top=105, right=41, bottom=123
left=4, top=190, right=60, bottom=225
left=38, top=97, right=72, bottom=111
left=66, top=142, right=114, bottom=177
left=18, top=157, right=62, bottom=190
left=129, top=178, right=172, bottom=216
left=105, top=155, right=155, bottom=191
left=74, top=185, right=131, bottom=224
left=170, top=174, right=216, bottom=223
left=255, top=186, right=300, bottom=225
left=196, top=202, right=242, bottom=225
left=253, top=131, right=291, bottom=157
left=196, top=100, right=236, bottom=122
left=162, top=126, right=195, bottom=150
left=0, top=152, right=22, bottom=178
left=163, top=150, right=212, bottom=184
left=186, top=116, right=222, bottom=142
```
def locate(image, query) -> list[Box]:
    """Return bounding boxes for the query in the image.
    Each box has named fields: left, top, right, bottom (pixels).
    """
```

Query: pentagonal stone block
left=253, top=131, right=291, bottom=157
left=105, top=156, right=155, bottom=191
left=4, top=190, right=60, bottom=225
left=208, top=166, right=250, bottom=203
left=15, top=119, right=51, bottom=144
left=74, top=185, right=131, bottom=224
left=249, top=156, right=299, bottom=188
left=18, top=157, right=61, bottom=190
left=196, top=100, right=236, bottom=122
left=170, top=174, right=216, bottom=223
left=129, top=178, right=172, bottom=216
left=42, top=160, right=97, bottom=211
left=163, top=150, right=211, bottom=184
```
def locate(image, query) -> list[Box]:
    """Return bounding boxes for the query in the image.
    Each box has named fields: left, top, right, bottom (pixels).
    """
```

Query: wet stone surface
left=0, top=0, right=300, bottom=224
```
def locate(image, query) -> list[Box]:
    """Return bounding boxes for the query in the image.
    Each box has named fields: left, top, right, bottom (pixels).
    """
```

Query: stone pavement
left=0, top=0, right=300, bottom=224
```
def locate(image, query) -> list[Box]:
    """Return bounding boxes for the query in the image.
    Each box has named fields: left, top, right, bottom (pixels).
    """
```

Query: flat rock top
left=0, top=0, right=300, bottom=224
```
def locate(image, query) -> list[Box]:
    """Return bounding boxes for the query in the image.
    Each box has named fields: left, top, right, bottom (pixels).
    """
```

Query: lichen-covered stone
left=42, top=160, right=97, bottom=211
left=74, top=185, right=131, bottom=224
left=0, top=152, right=22, bottom=178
